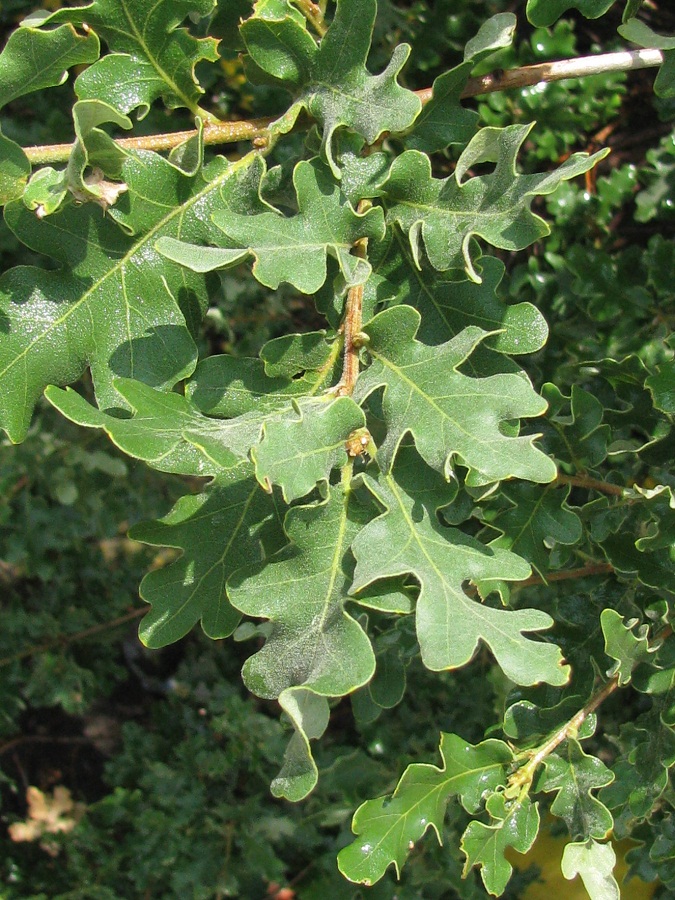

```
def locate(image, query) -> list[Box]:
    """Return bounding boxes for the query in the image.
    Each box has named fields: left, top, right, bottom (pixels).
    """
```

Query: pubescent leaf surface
left=383, top=125, right=607, bottom=281
left=241, top=0, right=421, bottom=172
left=351, top=449, right=569, bottom=686
left=129, top=463, right=282, bottom=647
left=0, top=152, right=261, bottom=443
left=353, top=304, right=556, bottom=484
left=39, top=0, right=220, bottom=115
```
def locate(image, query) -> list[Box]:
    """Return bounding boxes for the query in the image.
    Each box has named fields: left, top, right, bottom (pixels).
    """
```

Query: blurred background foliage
left=0, top=0, right=674, bottom=897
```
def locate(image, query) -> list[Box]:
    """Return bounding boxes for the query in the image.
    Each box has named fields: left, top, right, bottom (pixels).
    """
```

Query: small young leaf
left=561, top=839, right=620, bottom=900
left=461, top=793, right=540, bottom=896
left=338, top=732, right=514, bottom=885
left=601, top=609, right=653, bottom=685
left=536, top=739, right=615, bottom=840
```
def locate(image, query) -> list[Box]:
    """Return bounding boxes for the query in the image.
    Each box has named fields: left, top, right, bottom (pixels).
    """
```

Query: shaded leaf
left=526, top=1, right=615, bottom=27
left=338, top=732, right=514, bottom=885
left=489, top=483, right=583, bottom=577
left=405, top=13, right=516, bottom=154
left=354, top=304, right=556, bottom=483
left=619, top=19, right=675, bottom=99
left=536, top=739, right=614, bottom=840
left=129, top=464, right=281, bottom=647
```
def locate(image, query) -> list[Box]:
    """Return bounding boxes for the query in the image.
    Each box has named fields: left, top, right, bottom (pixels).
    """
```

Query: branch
left=556, top=473, right=627, bottom=497
left=506, top=675, right=620, bottom=798
left=0, top=607, right=145, bottom=669
left=292, top=0, right=328, bottom=37
left=337, top=202, right=370, bottom=397
left=515, top=562, right=614, bottom=589
left=22, top=49, right=665, bottom=164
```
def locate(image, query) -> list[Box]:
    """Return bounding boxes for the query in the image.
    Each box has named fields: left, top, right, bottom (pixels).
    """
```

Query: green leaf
left=404, top=13, right=516, bottom=154
left=601, top=609, right=653, bottom=685
left=0, top=152, right=260, bottom=443
left=242, top=0, right=421, bottom=173
left=536, top=739, right=614, bottom=840
left=351, top=448, right=569, bottom=686
left=211, top=158, right=386, bottom=292
left=619, top=19, right=675, bottom=99
left=461, top=794, right=540, bottom=896
left=542, top=384, right=610, bottom=471
left=526, top=0, right=615, bottom=27
left=42, top=0, right=220, bottom=115
left=383, top=126, right=607, bottom=282
left=227, top=484, right=376, bottom=798
left=561, top=839, right=620, bottom=900
left=0, top=23, right=100, bottom=204
left=646, top=359, right=675, bottom=414
left=129, top=464, right=281, bottom=647
left=272, top=688, right=330, bottom=801
left=354, top=305, right=557, bottom=484
left=372, top=246, right=548, bottom=356
left=489, top=483, right=583, bottom=578
left=45, top=380, right=240, bottom=476
left=252, top=396, right=365, bottom=502
left=338, top=732, right=514, bottom=885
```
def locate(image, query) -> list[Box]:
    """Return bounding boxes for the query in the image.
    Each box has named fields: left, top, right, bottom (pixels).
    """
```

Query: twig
left=0, top=607, right=146, bottom=669
left=506, top=675, right=620, bottom=798
left=337, top=205, right=370, bottom=396
left=292, top=0, right=328, bottom=37
left=515, top=562, right=614, bottom=589
left=21, top=49, right=665, bottom=165
left=556, top=473, right=626, bottom=497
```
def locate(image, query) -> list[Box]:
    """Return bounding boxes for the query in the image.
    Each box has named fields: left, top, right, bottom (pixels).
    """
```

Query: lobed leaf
left=601, top=609, right=653, bottom=685
left=0, top=23, right=99, bottom=204
left=338, top=732, right=514, bottom=885
left=405, top=13, right=516, bottom=154
left=129, top=464, right=282, bottom=647
left=619, top=19, right=675, bottom=99
left=0, top=152, right=262, bottom=443
left=241, top=0, right=421, bottom=173
left=383, top=125, right=607, bottom=282
left=526, top=0, right=616, bottom=27
left=38, top=0, right=220, bottom=116
left=561, top=839, right=620, bottom=900
left=353, top=304, right=556, bottom=484
left=461, top=793, right=540, bottom=896
left=535, top=739, right=614, bottom=840
left=228, top=485, right=376, bottom=799
left=212, top=158, right=386, bottom=293
left=351, top=448, right=569, bottom=686
left=489, top=483, right=583, bottom=578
